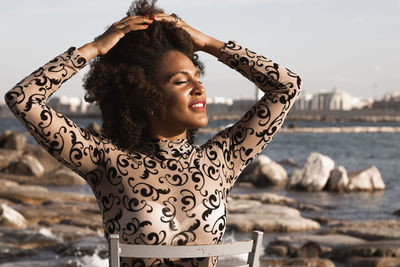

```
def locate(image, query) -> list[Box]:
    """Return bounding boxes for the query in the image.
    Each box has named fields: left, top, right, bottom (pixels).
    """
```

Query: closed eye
left=174, top=81, right=188, bottom=85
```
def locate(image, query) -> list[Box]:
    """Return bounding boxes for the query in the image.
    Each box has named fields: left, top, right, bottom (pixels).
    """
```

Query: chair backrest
left=109, top=230, right=263, bottom=267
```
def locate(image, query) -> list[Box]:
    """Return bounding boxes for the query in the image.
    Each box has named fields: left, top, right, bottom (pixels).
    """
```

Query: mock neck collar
left=140, top=138, right=194, bottom=159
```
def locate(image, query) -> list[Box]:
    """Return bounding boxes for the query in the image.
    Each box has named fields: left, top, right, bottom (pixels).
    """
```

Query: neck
left=150, top=127, right=187, bottom=141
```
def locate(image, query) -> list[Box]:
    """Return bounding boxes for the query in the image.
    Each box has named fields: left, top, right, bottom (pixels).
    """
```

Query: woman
left=4, top=0, right=302, bottom=266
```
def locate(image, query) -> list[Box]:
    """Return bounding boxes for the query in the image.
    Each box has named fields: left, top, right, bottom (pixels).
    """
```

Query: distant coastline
left=207, top=109, right=400, bottom=122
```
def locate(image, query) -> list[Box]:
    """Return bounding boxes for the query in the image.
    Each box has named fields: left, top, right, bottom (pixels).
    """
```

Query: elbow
left=4, top=90, right=15, bottom=108
left=4, top=91, right=11, bottom=107
left=297, top=75, right=303, bottom=91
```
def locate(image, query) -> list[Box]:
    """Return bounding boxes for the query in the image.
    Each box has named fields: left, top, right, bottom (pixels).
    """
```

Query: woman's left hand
left=153, top=13, right=217, bottom=53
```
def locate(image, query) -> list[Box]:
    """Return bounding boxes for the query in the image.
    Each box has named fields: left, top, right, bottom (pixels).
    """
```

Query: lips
left=189, top=99, right=206, bottom=111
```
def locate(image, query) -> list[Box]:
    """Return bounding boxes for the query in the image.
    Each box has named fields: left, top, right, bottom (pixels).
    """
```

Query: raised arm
left=208, top=41, right=302, bottom=187
left=4, top=15, right=154, bottom=180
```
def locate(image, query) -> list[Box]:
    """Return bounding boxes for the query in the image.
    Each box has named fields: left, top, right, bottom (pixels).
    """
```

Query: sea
left=2, top=116, right=399, bottom=222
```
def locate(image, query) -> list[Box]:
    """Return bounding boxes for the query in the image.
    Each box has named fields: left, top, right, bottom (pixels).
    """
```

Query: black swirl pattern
left=5, top=41, right=302, bottom=266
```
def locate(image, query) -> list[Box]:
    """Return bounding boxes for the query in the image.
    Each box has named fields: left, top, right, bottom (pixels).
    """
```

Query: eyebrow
left=168, top=70, right=200, bottom=81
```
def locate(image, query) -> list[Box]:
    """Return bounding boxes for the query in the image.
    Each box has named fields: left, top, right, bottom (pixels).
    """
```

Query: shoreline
left=199, top=126, right=400, bottom=134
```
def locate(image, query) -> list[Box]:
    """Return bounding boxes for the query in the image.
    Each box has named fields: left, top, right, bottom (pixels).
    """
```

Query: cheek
left=167, top=93, right=188, bottom=111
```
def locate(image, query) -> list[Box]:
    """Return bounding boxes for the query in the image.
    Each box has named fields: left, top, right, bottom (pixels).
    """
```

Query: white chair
left=110, top=231, right=264, bottom=267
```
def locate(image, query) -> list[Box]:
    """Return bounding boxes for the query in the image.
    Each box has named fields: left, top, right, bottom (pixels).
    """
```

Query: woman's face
left=151, top=50, right=208, bottom=137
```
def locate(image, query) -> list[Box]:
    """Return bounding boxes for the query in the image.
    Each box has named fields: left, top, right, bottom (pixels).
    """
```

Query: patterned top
left=5, top=40, right=302, bottom=267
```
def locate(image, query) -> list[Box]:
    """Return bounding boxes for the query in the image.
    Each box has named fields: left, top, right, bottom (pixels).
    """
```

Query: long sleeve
left=4, top=48, right=110, bottom=179
left=206, top=40, right=302, bottom=187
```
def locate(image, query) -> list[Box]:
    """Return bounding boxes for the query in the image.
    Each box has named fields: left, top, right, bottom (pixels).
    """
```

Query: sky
left=1, top=0, right=399, bottom=101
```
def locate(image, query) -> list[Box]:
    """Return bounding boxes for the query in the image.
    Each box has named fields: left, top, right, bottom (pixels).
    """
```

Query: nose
left=190, top=80, right=205, bottom=96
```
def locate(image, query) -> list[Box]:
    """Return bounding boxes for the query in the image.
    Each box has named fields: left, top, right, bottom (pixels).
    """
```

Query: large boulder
left=327, top=165, right=349, bottom=191
left=0, top=131, right=27, bottom=150
left=0, top=203, right=28, bottom=229
left=227, top=199, right=320, bottom=232
left=347, top=166, right=385, bottom=191
left=6, top=154, right=45, bottom=177
left=288, top=152, right=335, bottom=191
left=239, top=155, right=288, bottom=187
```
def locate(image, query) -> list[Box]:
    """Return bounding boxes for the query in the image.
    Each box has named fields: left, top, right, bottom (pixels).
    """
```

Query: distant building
left=293, top=92, right=313, bottom=111
left=372, top=92, right=400, bottom=110
left=292, top=88, right=361, bottom=111
left=310, top=88, right=353, bottom=111
left=351, top=97, right=373, bottom=110
left=47, top=96, right=100, bottom=116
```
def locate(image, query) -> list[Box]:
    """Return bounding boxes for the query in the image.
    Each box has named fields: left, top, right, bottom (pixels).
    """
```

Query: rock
left=227, top=199, right=261, bottom=212
left=260, top=257, right=336, bottom=267
left=0, top=131, right=27, bottom=150
left=347, top=166, right=385, bottom=191
left=239, top=155, right=270, bottom=182
left=259, top=161, right=288, bottom=186
left=0, top=184, right=95, bottom=205
left=322, top=220, right=400, bottom=241
left=59, top=216, right=103, bottom=231
left=0, top=203, right=28, bottom=229
left=0, top=179, right=19, bottom=189
left=239, top=155, right=288, bottom=187
left=295, top=241, right=323, bottom=257
left=55, top=236, right=108, bottom=258
left=288, top=152, right=335, bottom=191
left=279, top=158, right=298, bottom=167
left=227, top=202, right=320, bottom=232
left=48, top=224, right=100, bottom=241
left=23, top=144, right=63, bottom=173
left=11, top=200, right=100, bottom=227
left=327, top=165, right=348, bottom=191
left=268, top=233, right=366, bottom=258
left=39, top=168, right=86, bottom=186
left=331, top=240, right=400, bottom=261
left=0, top=226, right=60, bottom=249
left=6, top=154, right=45, bottom=177
left=265, top=245, right=288, bottom=256
left=230, top=193, right=296, bottom=205
left=0, top=170, right=86, bottom=187
left=346, top=257, right=400, bottom=267
left=297, top=203, right=322, bottom=211
left=0, top=148, right=23, bottom=170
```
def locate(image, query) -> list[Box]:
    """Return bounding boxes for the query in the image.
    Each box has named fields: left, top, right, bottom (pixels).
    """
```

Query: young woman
left=4, top=1, right=302, bottom=266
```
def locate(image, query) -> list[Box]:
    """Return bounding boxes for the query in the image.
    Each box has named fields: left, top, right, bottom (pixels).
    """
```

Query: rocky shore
left=0, top=130, right=399, bottom=266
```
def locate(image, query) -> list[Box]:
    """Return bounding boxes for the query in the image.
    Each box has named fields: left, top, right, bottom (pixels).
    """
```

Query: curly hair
left=83, top=0, right=204, bottom=151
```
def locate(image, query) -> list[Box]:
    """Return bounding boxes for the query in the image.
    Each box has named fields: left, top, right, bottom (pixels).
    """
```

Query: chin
left=197, top=117, right=208, bottom=128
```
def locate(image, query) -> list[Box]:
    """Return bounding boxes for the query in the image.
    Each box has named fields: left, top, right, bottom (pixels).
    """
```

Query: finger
left=122, top=16, right=153, bottom=25
left=114, top=16, right=153, bottom=31
left=153, top=13, right=176, bottom=23
left=118, top=15, right=153, bottom=26
left=120, top=24, right=149, bottom=34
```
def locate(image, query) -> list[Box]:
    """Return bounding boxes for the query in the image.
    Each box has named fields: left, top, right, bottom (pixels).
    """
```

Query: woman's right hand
left=79, top=16, right=153, bottom=60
